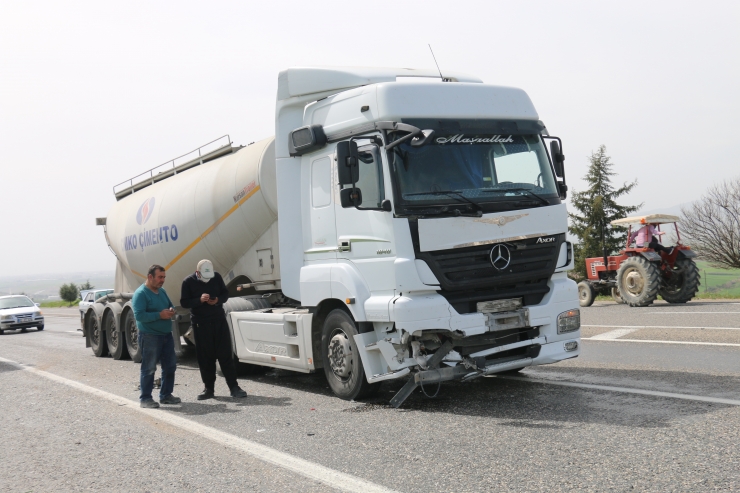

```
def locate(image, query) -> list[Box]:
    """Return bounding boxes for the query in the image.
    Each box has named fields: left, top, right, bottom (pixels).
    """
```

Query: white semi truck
left=84, top=66, right=580, bottom=407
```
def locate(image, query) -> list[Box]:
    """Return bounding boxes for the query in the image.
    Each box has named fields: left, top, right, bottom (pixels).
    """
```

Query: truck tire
left=321, top=309, right=379, bottom=401
left=577, top=281, right=596, bottom=307
left=104, top=311, right=129, bottom=360
left=659, top=258, right=700, bottom=303
left=88, top=313, right=108, bottom=357
left=616, top=256, right=660, bottom=307
left=223, top=296, right=272, bottom=375
left=611, top=287, right=626, bottom=304
left=123, top=310, right=142, bottom=363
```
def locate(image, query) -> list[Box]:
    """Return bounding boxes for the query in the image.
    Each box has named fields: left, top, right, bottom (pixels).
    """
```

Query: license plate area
left=484, top=309, right=530, bottom=332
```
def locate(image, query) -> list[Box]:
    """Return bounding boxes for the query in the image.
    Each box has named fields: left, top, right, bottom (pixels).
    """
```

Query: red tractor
left=578, top=214, right=700, bottom=307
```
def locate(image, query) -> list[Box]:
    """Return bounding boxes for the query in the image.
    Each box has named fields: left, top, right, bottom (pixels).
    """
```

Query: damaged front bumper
left=387, top=337, right=579, bottom=408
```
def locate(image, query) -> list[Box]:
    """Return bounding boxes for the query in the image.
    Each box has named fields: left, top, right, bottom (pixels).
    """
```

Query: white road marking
left=582, top=338, right=740, bottom=347
left=642, top=312, right=740, bottom=314
left=583, top=324, right=740, bottom=331
left=499, top=376, right=740, bottom=406
left=589, top=328, right=639, bottom=340
left=0, top=356, right=399, bottom=493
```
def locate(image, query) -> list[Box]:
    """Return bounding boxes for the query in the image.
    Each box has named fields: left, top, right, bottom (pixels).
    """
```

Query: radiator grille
left=417, top=234, right=564, bottom=313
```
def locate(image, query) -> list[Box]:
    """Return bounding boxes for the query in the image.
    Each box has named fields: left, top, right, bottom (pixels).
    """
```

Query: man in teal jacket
left=132, top=264, right=181, bottom=408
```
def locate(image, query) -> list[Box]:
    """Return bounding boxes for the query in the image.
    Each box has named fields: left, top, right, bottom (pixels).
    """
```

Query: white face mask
left=196, top=272, right=211, bottom=283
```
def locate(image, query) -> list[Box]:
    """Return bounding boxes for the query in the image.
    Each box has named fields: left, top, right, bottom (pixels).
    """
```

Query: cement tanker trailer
left=84, top=66, right=581, bottom=407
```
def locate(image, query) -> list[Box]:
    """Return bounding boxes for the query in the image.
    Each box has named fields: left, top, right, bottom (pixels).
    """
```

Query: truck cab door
left=303, top=154, right=337, bottom=262
left=334, top=141, right=396, bottom=293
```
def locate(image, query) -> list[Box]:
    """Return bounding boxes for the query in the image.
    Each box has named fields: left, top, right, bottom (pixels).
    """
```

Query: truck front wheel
left=321, top=309, right=379, bottom=401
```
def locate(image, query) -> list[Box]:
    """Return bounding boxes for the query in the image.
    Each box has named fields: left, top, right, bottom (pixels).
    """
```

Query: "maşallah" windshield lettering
left=435, top=134, right=514, bottom=145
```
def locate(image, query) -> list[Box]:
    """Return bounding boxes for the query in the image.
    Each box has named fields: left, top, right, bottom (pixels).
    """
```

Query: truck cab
left=232, top=67, right=580, bottom=406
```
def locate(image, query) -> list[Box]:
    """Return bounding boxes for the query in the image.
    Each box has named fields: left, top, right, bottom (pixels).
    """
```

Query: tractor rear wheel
left=659, top=258, right=700, bottom=303
left=616, top=256, right=660, bottom=307
left=577, top=281, right=596, bottom=307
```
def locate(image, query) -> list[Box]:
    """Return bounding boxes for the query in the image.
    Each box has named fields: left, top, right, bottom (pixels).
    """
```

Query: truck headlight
left=1, top=315, right=13, bottom=321
left=557, top=309, right=580, bottom=334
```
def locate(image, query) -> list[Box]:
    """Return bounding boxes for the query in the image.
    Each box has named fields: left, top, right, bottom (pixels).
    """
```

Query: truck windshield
left=388, top=131, right=559, bottom=215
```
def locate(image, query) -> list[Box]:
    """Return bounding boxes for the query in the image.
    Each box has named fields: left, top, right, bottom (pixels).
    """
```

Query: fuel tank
left=105, top=137, right=278, bottom=305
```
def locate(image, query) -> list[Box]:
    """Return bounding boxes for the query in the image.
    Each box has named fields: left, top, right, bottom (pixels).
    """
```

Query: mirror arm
left=385, top=130, right=421, bottom=151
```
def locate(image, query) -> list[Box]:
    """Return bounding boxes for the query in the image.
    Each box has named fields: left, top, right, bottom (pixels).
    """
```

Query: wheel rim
left=108, top=318, right=118, bottom=348
left=90, top=318, right=100, bottom=347
left=327, top=329, right=353, bottom=380
left=579, top=286, right=589, bottom=301
left=623, top=268, right=645, bottom=295
left=127, top=317, right=138, bottom=351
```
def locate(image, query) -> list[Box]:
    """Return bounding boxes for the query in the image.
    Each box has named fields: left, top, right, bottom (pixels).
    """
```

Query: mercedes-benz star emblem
left=490, top=244, right=512, bottom=271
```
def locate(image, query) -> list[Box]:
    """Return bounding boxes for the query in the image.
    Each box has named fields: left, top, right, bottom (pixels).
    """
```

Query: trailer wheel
left=611, top=287, right=626, bottom=304
left=577, top=281, right=596, bottom=307
left=123, top=310, right=141, bottom=363
left=88, top=313, right=108, bottom=357
left=616, top=256, right=660, bottom=307
left=660, top=258, right=700, bottom=303
left=321, top=309, right=379, bottom=401
left=104, top=311, right=129, bottom=360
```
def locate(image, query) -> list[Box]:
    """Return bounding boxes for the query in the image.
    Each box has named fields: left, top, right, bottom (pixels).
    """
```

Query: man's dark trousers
left=193, top=316, right=239, bottom=391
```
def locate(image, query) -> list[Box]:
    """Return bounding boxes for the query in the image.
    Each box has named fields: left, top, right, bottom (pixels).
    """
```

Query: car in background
left=0, top=295, right=44, bottom=334
left=79, top=289, right=114, bottom=328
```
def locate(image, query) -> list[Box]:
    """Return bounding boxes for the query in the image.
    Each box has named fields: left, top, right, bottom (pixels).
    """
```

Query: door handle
left=338, top=240, right=351, bottom=252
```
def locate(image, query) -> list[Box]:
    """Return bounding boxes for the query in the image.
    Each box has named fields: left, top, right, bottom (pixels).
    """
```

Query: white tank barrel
left=105, top=137, right=278, bottom=305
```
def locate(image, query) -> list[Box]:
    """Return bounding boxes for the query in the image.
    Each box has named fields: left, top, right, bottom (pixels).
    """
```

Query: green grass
left=695, top=260, right=740, bottom=296
left=39, top=300, right=79, bottom=308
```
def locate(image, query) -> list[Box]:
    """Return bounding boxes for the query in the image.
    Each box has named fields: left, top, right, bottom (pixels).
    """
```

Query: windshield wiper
left=403, top=190, right=483, bottom=216
left=399, top=204, right=482, bottom=218
left=481, top=187, right=550, bottom=206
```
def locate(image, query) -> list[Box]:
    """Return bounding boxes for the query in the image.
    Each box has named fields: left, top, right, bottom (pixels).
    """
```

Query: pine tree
left=569, top=145, right=642, bottom=279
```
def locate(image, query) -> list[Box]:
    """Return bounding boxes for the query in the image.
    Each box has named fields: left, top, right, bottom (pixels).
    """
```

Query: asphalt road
left=1, top=301, right=738, bottom=492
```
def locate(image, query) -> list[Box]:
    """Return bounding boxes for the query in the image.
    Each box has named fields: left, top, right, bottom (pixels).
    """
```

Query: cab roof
left=610, top=214, right=681, bottom=226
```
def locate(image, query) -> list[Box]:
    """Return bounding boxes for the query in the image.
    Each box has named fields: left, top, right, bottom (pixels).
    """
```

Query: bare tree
left=681, top=177, right=740, bottom=269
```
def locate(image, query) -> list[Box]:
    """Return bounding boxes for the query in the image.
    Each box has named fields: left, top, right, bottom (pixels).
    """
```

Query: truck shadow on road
left=371, top=370, right=737, bottom=429
left=235, top=366, right=737, bottom=429
left=175, top=350, right=737, bottom=429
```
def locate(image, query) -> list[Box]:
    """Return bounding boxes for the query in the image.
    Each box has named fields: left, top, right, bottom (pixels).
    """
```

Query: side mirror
left=288, top=124, right=327, bottom=156
left=336, top=141, right=359, bottom=185
left=340, top=187, right=362, bottom=208
left=550, top=140, right=564, bottom=178
left=35, top=303, right=40, bottom=307
left=380, top=199, right=392, bottom=212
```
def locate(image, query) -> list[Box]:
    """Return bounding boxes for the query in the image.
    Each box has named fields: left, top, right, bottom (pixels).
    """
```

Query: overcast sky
left=1, top=0, right=738, bottom=277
